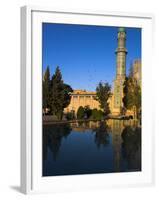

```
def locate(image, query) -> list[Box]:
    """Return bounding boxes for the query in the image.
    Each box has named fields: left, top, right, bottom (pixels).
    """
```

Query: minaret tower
left=113, top=27, right=127, bottom=115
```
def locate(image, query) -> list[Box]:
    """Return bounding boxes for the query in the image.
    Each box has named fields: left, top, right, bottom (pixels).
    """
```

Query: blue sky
left=42, top=23, right=141, bottom=91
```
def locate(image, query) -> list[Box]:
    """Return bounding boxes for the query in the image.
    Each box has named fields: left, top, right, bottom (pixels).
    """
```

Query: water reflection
left=107, top=119, right=141, bottom=172
left=43, top=119, right=141, bottom=176
left=93, top=121, right=109, bottom=148
left=43, top=123, right=72, bottom=160
left=109, top=120, right=124, bottom=172
left=121, top=126, right=141, bottom=171
left=70, top=120, right=101, bottom=132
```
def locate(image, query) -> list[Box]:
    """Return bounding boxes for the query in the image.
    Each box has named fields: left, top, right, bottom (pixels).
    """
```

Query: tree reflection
left=121, top=126, right=141, bottom=171
left=43, top=123, right=72, bottom=160
left=93, top=121, right=109, bottom=148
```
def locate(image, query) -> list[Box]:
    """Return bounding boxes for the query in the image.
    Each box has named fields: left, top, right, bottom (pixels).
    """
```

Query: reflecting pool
left=43, top=120, right=141, bottom=176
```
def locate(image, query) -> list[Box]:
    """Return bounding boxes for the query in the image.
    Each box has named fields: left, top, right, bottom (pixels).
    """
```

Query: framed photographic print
left=21, top=6, right=154, bottom=194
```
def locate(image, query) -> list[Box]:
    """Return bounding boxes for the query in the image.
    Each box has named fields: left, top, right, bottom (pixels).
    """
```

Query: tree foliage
left=83, top=106, right=92, bottom=119
left=50, top=66, right=63, bottom=119
left=50, top=66, right=73, bottom=119
left=91, top=109, right=104, bottom=120
left=43, top=66, right=51, bottom=111
left=123, top=76, right=141, bottom=118
left=96, top=82, right=111, bottom=116
left=77, top=106, right=85, bottom=119
left=62, top=84, right=73, bottom=108
left=45, top=66, right=73, bottom=119
left=65, top=111, right=75, bottom=120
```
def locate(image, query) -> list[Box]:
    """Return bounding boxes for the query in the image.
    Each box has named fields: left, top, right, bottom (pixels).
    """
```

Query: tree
left=43, top=66, right=51, bottom=113
left=91, top=109, right=104, bottom=120
left=50, top=66, right=72, bottom=120
left=77, top=106, right=93, bottom=120
left=96, top=81, right=111, bottom=116
left=77, top=106, right=85, bottom=119
left=62, top=83, right=73, bottom=109
left=50, top=66, right=63, bottom=119
left=84, top=106, right=92, bottom=119
left=65, top=111, right=75, bottom=120
left=123, top=76, right=141, bottom=119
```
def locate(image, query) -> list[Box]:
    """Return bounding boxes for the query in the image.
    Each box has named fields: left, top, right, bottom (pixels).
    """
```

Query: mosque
left=64, top=27, right=141, bottom=116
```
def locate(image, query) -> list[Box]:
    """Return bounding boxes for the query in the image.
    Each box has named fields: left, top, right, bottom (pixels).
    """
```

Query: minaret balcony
left=115, top=47, right=127, bottom=53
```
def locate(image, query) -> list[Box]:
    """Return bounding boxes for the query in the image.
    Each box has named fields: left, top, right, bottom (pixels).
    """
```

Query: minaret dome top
left=118, top=27, right=126, bottom=32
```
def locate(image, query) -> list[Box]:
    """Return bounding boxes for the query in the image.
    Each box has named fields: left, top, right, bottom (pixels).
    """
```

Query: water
left=43, top=120, right=141, bottom=176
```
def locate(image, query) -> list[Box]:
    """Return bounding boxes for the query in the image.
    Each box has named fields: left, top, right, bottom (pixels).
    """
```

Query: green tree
left=96, top=82, right=111, bottom=116
left=123, top=76, right=141, bottom=119
left=62, top=83, right=73, bottom=108
left=50, top=66, right=72, bottom=120
left=91, top=109, right=104, bottom=120
left=65, top=111, right=75, bottom=121
left=43, top=66, right=51, bottom=112
left=84, top=106, right=92, bottom=119
left=77, top=106, right=85, bottom=119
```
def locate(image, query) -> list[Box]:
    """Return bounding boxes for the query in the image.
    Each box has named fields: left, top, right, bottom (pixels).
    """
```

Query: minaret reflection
left=107, top=119, right=125, bottom=172
left=107, top=119, right=141, bottom=172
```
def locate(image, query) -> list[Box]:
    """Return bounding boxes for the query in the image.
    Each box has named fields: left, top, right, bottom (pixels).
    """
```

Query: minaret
left=113, top=27, right=127, bottom=115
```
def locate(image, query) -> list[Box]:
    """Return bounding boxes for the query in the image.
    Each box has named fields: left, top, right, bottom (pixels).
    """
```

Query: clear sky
left=42, top=23, right=141, bottom=91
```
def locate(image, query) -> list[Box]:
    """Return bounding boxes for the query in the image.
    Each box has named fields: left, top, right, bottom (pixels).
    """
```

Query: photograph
left=42, top=23, right=142, bottom=177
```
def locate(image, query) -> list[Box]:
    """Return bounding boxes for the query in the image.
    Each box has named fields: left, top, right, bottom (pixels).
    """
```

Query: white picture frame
left=21, top=5, right=154, bottom=194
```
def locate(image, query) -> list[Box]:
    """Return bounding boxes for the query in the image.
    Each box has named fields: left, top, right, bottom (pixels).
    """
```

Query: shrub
left=91, top=109, right=104, bottom=120
left=65, top=112, right=75, bottom=120
left=84, top=105, right=92, bottom=119
left=77, top=106, right=85, bottom=119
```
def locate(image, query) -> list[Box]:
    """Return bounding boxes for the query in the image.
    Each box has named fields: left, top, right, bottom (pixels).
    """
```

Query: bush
left=84, top=106, right=92, bottom=119
left=65, top=112, right=75, bottom=120
left=91, top=109, right=104, bottom=120
left=77, top=106, right=85, bottom=119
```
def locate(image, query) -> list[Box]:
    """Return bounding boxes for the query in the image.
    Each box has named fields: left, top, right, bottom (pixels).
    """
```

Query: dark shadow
left=9, top=185, right=22, bottom=194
